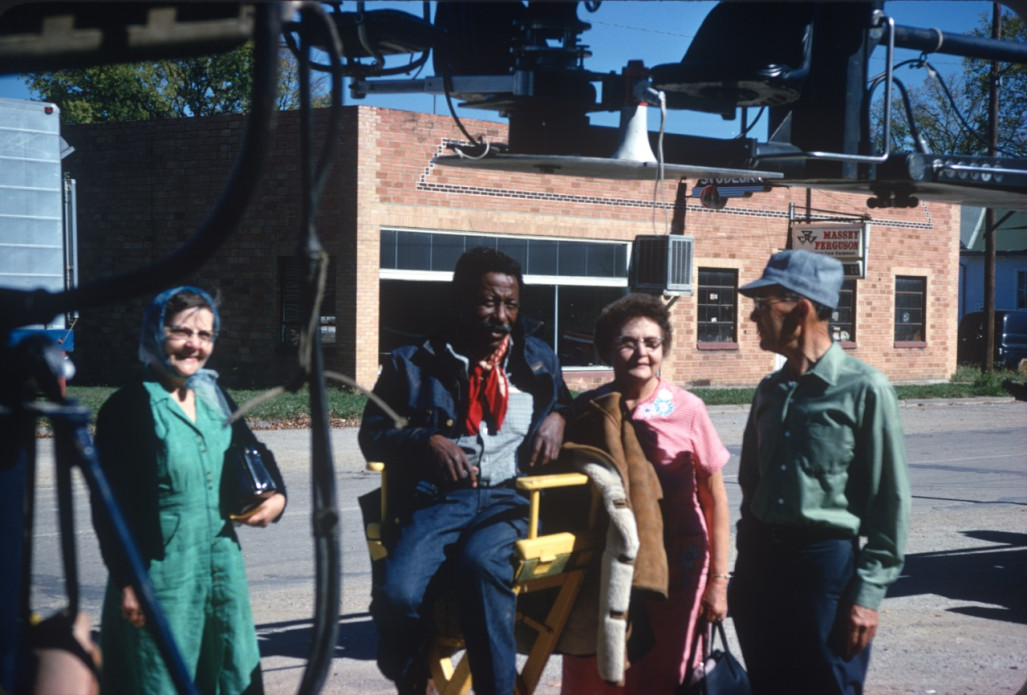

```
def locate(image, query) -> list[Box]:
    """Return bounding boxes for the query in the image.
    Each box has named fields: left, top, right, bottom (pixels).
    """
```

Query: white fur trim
left=573, top=457, right=639, bottom=683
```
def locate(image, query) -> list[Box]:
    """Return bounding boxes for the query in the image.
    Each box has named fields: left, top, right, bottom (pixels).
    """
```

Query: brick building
left=64, top=106, right=960, bottom=392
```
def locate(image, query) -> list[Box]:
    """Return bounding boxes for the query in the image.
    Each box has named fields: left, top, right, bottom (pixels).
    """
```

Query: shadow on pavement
left=889, top=530, right=1027, bottom=624
left=257, top=612, right=377, bottom=661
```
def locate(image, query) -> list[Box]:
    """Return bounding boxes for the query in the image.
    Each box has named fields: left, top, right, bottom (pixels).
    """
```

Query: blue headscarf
left=138, top=286, right=230, bottom=419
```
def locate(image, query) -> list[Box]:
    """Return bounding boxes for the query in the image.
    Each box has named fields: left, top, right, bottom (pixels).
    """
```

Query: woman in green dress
left=92, top=287, right=286, bottom=694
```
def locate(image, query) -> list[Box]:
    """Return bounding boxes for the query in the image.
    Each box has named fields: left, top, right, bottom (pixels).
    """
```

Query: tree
left=26, top=43, right=326, bottom=125
left=873, top=9, right=1026, bottom=158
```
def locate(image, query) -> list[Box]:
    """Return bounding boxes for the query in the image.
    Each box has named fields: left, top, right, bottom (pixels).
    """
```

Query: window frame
left=894, top=275, right=927, bottom=346
left=831, top=278, right=857, bottom=346
left=696, top=267, right=738, bottom=350
left=378, top=229, right=631, bottom=369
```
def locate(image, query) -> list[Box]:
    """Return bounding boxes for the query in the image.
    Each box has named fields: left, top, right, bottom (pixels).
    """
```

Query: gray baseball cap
left=739, top=250, right=843, bottom=309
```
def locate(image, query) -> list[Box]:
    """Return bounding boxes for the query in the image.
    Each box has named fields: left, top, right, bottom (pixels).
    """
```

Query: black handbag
left=222, top=441, right=278, bottom=520
left=679, top=620, right=751, bottom=695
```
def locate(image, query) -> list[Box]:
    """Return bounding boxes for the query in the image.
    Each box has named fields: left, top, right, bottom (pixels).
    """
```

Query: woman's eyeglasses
left=613, top=335, right=664, bottom=352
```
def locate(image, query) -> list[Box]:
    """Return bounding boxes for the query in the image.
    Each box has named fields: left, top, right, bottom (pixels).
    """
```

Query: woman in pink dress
left=562, top=293, right=731, bottom=694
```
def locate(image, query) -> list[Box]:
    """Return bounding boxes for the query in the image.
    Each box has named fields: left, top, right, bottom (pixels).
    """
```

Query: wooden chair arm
left=517, top=472, right=590, bottom=540
left=365, top=466, right=592, bottom=542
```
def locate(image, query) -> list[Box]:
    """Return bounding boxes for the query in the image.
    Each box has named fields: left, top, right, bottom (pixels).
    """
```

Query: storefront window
left=378, top=230, right=629, bottom=367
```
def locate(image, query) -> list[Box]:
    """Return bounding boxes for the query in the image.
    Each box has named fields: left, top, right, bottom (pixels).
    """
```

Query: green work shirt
left=738, top=342, right=911, bottom=610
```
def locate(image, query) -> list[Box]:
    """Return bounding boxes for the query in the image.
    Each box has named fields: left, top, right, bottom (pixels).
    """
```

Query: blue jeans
left=371, top=486, right=529, bottom=695
left=730, top=522, right=871, bottom=695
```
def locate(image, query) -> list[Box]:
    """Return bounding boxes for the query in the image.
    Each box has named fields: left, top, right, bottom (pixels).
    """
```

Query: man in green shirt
left=729, top=250, right=911, bottom=695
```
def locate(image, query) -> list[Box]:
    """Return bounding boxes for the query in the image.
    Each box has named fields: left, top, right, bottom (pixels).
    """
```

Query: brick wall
left=63, top=105, right=959, bottom=393
left=354, top=107, right=958, bottom=390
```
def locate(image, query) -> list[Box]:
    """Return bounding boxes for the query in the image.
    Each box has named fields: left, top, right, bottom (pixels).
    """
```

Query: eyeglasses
left=613, top=335, right=664, bottom=352
left=751, top=295, right=800, bottom=311
left=165, top=326, right=217, bottom=344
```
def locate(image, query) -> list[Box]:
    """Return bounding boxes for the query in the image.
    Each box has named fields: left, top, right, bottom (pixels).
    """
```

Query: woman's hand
left=702, top=575, right=729, bottom=623
left=121, top=585, right=145, bottom=627
left=697, top=469, right=731, bottom=623
left=240, top=492, right=286, bottom=527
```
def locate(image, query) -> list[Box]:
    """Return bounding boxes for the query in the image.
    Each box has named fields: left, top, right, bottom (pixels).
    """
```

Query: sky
left=0, top=0, right=1001, bottom=141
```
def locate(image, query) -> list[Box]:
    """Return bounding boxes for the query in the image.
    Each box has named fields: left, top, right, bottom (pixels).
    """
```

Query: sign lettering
left=789, top=222, right=869, bottom=278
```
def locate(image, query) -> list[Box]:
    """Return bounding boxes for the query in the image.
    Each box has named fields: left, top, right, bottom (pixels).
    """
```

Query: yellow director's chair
left=362, top=462, right=602, bottom=695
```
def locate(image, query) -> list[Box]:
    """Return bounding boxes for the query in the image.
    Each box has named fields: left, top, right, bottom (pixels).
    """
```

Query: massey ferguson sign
left=789, top=221, right=869, bottom=278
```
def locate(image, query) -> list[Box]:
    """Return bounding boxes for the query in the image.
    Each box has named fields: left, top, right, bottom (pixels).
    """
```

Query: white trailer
left=0, top=97, right=77, bottom=350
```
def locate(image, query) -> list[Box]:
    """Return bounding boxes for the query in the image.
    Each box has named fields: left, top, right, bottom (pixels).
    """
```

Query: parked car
left=957, top=310, right=1027, bottom=369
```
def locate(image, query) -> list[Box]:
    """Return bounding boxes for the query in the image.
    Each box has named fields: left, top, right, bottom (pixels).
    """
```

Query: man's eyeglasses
left=165, top=326, right=217, bottom=344
left=751, top=295, right=801, bottom=311
left=613, top=335, right=664, bottom=352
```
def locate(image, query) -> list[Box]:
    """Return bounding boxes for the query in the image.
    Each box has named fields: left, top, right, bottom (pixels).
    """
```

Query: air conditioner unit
left=630, top=235, right=694, bottom=296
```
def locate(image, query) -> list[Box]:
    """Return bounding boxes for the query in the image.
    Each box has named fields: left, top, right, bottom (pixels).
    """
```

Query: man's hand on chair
left=524, top=412, right=566, bottom=469
left=428, top=434, right=479, bottom=486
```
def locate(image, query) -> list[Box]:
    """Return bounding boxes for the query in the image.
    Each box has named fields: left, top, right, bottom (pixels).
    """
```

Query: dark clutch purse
left=679, top=620, right=751, bottom=695
left=222, top=442, right=278, bottom=520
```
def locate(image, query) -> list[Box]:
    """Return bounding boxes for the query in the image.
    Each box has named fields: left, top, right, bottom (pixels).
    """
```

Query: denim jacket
left=359, top=318, right=572, bottom=489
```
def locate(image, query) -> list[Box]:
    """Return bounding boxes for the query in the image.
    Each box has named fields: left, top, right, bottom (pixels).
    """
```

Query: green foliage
left=960, top=10, right=1027, bottom=157
left=26, top=42, right=323, bottom=125
left=28, top=64, right=177, bottom=124
left=691, top=387, right=757, bottom=406
left=230, top=387, right=367, bottom=425
left=877, top=9, right=1026, bottom=157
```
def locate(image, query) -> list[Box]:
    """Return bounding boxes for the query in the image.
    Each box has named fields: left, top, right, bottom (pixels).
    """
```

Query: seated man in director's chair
left=362, top=430, right=663, bottom=695
left=357, top=247, right=575, bottom=695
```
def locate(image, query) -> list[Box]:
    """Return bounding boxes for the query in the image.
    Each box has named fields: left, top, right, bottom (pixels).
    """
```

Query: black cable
left=920, top=58, right=1017, bottom=156
left=291, top=5, right=345, bottom=694
left=285, top=4, right=432, bottom=78
left=866, top=72, right=928, bottom=153
left=442, top=73, right=489, bottom=158
left=737, top=106, right=766, bottom=139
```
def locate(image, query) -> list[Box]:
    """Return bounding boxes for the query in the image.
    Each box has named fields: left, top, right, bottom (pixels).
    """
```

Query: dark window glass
left=432, top=235, right=466, bottom=272
left=380, top=231, right=627, bottom=280
left=376, top=233, right=628, bottom=365
left=395, top=231, right=430, bottom=271
left=520, top=284, right=556, bottom=346
left=280, top=256, right=336, bottom=345
left=558, top=241, right=587, bottom=276
left=377, top=280, right=621, bottom=367
left=378, top=280, right=452, bottom=355
left=379, top=229, right=397, bottom=269
left=527, top=239, right=558, bottom=275
left=557, top=285, right=623, bottom=366
left=894, top=276, right=926, bottom=342
left=465, top=235, right=496, bottom=252
left=497, top=237, right=530, bottom=270
left=831, top=279, right=857, bottom=342
left=697, top=268, right=737, bottom=343
left=588, top=243, right=624, bottom=277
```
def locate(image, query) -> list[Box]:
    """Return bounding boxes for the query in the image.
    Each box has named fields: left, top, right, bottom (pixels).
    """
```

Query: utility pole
left=983, top=2, right=1001, bottom=373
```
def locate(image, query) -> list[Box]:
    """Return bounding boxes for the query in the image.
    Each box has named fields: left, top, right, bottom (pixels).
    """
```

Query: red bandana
left=465, top=335, right=510, bottom=435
